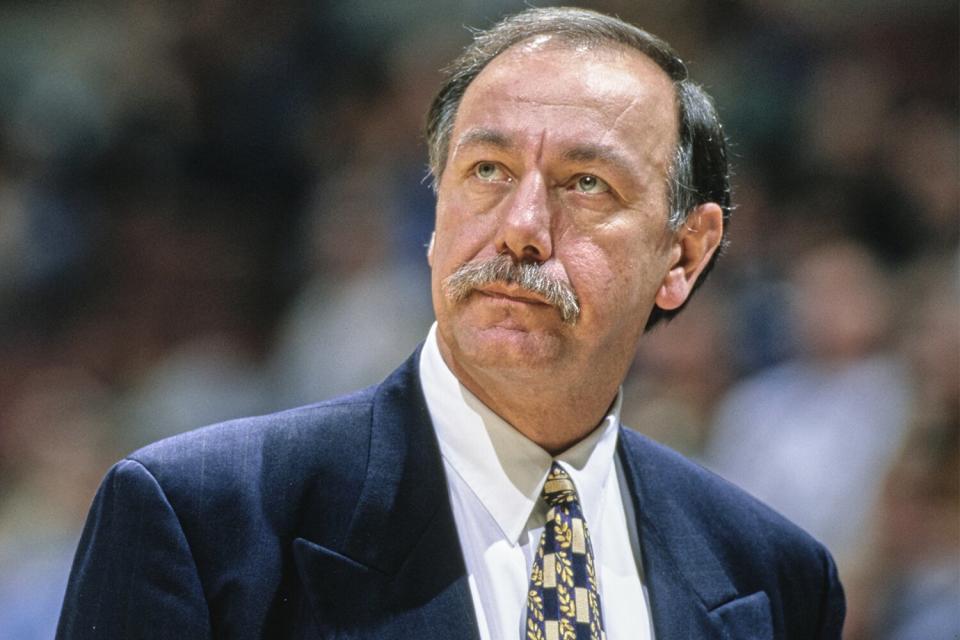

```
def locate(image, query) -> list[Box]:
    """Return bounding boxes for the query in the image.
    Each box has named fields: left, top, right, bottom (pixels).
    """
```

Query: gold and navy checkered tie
left=525, top=463, right=605, bottom=640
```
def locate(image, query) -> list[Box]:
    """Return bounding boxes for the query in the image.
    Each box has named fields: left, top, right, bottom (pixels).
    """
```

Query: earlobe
left=654, top=202, right=724, bottom=311
left=656, top=266, right=690, bottom=310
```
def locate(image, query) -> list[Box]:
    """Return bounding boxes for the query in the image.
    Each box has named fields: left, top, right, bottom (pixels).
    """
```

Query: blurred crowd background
left=0, top=1, right=956, bottom=637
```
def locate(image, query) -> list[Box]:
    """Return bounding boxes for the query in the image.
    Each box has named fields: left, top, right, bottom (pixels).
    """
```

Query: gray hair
left=443, top=254, right=580, bottom=325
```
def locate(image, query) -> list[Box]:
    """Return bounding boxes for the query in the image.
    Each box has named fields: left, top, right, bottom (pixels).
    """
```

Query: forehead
left=451, top=37, right=679, bottom=162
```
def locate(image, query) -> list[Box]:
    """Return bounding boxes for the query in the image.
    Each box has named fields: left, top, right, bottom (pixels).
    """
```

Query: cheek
left=560, top=235, right=669, bottom=321
left=561, top=243, right=638, bottom=326
left=562, top=244, right=617, bottom=296
left=432, top=198, right=495, bottom=274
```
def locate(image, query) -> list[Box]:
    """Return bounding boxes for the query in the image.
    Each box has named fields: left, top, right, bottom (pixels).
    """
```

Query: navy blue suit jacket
left=58, top=349, right=845, bottom=639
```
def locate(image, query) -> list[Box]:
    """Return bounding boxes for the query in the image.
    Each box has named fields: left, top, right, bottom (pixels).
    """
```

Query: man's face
left=429, top=39, right=683, bottom=389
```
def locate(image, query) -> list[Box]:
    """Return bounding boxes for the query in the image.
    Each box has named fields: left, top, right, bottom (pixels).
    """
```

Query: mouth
left=476, top=284, right=551, bottom=307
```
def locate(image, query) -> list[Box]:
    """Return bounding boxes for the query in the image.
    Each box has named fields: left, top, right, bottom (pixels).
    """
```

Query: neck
left=437, top=340, right=620, bottom=455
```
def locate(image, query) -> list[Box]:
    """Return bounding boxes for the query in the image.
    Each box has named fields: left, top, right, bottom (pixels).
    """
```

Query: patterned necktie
left=525, top=463, right=605, bottom=640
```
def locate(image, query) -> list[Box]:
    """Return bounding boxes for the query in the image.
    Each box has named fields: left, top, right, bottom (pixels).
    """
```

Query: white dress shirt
left=419, top=323, right=655, bottom=640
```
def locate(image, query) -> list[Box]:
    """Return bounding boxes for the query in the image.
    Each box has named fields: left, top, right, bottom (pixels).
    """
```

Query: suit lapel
left=618, top=429, right=742, bottom=639
left=293, top=351, right=480, bottom=639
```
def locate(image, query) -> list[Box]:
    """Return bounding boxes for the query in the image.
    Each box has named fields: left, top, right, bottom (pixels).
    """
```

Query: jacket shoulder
left=126, top=386, right=379, bottom=545
left=132, top=387, right=374, bottom=478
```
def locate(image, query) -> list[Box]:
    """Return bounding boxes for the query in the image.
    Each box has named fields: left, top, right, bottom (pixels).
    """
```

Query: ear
left=426, top=231, right=436, bottom=267
left=655, top=203, right=724, bottom=311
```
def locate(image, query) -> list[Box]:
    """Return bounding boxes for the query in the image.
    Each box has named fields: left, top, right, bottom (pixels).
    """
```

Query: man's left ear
left=655, top=203, right=724, bottom=311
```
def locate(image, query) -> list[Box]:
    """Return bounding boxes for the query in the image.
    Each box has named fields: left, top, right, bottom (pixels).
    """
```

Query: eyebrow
left=452, top=129, right=637, bottom=178
left=562, top=144, right=635, bottom=175
left=452, top=127, right=514, bottom=155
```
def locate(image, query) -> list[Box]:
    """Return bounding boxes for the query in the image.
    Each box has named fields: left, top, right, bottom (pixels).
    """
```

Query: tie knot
left=541, top=462, right=579, bottom=507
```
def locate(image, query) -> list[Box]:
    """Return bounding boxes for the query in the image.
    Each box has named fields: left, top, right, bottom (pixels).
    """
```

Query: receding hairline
left=445, top=8, right=689, bottom=82
left=485, top=29, right=672, bottom=62
left=441, top=34, right=681, bottom=171
left=461, top=32, right=680, bottom=100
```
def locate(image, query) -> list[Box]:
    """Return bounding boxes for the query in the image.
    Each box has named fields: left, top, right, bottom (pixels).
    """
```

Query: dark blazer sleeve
left=817, top=548, right=846, bottom=639
left=57, top=459, right=212, bottom=640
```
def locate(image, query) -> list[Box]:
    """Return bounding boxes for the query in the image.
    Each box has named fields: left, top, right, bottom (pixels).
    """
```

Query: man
left=58, top=7, right=845, bottom=639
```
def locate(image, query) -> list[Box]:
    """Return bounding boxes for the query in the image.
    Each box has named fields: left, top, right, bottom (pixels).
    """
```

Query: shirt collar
left=419, top=322, right=622, bottom=544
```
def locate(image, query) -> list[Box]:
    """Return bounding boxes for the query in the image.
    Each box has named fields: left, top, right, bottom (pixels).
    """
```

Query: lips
left=476, top=284, right=551, bottom=306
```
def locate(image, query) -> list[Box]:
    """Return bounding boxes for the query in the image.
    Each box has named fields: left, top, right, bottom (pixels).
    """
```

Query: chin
left=443, top=317, right=568, bottom=374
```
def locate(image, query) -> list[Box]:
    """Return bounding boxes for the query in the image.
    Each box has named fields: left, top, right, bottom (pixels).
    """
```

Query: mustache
left=442, top=254, right=580, bottom=325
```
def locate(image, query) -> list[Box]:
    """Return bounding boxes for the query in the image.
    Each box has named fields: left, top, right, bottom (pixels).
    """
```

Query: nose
left=494, top=172, right=553, bottom=263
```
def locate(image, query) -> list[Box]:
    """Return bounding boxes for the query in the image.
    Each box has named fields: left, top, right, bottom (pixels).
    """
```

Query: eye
left=573, top=174, right=610, bottom=194
left=473, top=162, right=507, bottom=181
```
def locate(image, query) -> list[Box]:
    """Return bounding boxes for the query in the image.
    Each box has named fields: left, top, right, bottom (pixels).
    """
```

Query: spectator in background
left=705, top=241, right=912, bottom=569
left=873, top=417, right=958, bottom=639
left=620, top=289, right=734, bottom=459
left=0, top=368, right=120, bottom=639
left=845, top=411, right=959, bottom=640
left=270, top=163, right=433, bottom=406
left=845, top=261, right=959, bottom=640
